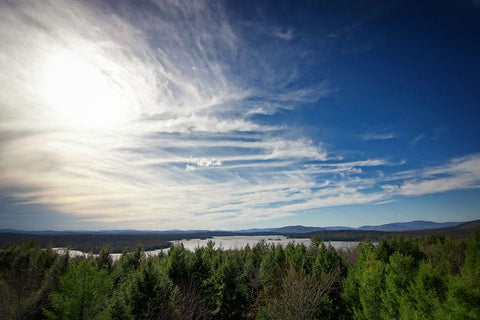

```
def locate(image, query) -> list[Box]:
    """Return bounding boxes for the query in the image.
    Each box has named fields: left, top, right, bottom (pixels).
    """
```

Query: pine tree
left=44, top=259, right=113, bottom=320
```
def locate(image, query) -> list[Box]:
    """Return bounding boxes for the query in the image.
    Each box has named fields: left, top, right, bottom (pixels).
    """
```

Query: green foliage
left=3, top=234, right=480, bottom=320
left=463, top=233, right=480, bottom=277
left=259, top=245, right=281, bottom=289
left=285, top=243, right=313, bottom=273
left=342, top=242, right=375, bottom=318
left=96, top=247, right=113, bottom=272
left=125, top=259, right=179, bottom=320
left=312, top=242, right=344, bottom=278
left=107, top=291, right=132, bottom=320
left=408, top=262, right=445, bottom=319
left=44, top=259, right=112, bottom=320
left=357, top=256, right=385, bottom=320
left=242, top=242, right=265, bottom=310
left=424, top=236, right=466, bottom=275
left=166, top=243, right=189, bottom=286
left=113, top=243, right=145, bottom=285
left=343, top=235, right=480, bottom=320
left=0, top=241, right=63, bottom=320
left=440, top=233, right=480, bottom=319
left=381, top=252, right=416, bottom=319
left=190, top=247, right=210, bottom=287
left=211, top=252, right=248, bottom=319
left=375, top=237, right=423, bottom=264
left=312, top=243, right=345, bottom=319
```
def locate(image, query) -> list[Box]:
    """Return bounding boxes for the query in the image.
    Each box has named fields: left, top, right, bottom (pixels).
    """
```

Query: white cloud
left=0, top=0, right=338, bottom=229
left=190, top=158, right=222, bottom=167
left=381, top=185, right=399, bottom=193
left=375, top=200, right=395, bottom=205
left=411, top=133, right=426, bottom=145
left=186, top=165, right=197, bottom=172
left=265, top=139, right=328, bottom=161
left=186, top=158, right=222, bottom=171
left=1, top=0, right=478, bottom=230
left=274, top=28, right=294, bottom=41
left=396, top=154, right=480, bottom=196
left=362, top=132, right=395, bottom=141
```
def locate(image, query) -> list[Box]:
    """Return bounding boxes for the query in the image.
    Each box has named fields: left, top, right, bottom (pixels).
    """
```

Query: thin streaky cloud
left=411, top=133, right=426, bottom=145
left=362, top=132, right=396, bottom=141
left=375, top=200, right=395, bottom=205
left=0, top=0, right=479, bottom=230
left=0, top=0, right=336, bottom=229
left=274, top=28, right=295, bottom=41
left=382, top=154, right=480, bottom=197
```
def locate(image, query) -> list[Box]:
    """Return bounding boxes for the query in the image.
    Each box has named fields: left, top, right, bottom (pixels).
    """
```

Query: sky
left=1, top=0, right=480, bottom=231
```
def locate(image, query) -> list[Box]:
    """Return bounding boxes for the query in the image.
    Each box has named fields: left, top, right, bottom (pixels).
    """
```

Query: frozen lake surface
left=172, top=235, right=360, bottom=251
left=53, top=235, right=361, bottom=261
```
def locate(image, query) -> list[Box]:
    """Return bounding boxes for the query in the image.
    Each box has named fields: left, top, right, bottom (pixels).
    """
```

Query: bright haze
left=1, top=0, right=480, bottom=231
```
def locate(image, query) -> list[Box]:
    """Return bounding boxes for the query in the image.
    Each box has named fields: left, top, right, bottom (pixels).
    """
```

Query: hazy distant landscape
left=1, top=220, right=478, bottom=253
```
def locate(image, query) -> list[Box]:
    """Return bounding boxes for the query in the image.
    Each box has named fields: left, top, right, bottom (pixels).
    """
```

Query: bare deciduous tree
left=261, top=266, right=340, bottom=320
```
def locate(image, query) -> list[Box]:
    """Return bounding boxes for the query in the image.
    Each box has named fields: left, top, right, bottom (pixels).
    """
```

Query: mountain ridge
left=0, top=220, right=471, bottom=235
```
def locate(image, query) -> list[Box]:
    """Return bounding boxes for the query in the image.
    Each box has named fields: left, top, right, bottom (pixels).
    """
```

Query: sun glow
left=42, top=50, right=128, bottom=129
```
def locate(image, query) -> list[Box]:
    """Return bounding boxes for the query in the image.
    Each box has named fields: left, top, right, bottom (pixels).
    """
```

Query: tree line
left=1, top=233, right=479, bottom=319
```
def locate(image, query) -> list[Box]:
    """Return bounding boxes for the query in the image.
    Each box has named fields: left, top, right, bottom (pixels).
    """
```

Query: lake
left=171, top=235, right=360, bottom=251
left=54, top=235, right=361, bottom=261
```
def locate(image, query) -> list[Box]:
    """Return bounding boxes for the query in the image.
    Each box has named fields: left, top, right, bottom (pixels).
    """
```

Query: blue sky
left=0, top=0, right=479, bottom=230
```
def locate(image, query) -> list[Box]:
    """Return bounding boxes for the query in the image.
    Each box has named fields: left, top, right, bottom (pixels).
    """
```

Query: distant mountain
left=269, top=225, right=324, bottom=233
left=403, top=220, right=480, bottom=236
left=321, top=226, right=354, bottom=231
left=236, top=228, right=274, bottom=233
left=0, top=229, right=83, bottom=235
left=97, top=229, right=212, bottom=235
left=358, top=220, right=463, bottom=232
left=447, top=219, right=480, bottom=231
left=0, top=228, right=213, bottom=235
left=0, top=220, right=471, bottom=235
left=240, top=221, right=466, bottom=234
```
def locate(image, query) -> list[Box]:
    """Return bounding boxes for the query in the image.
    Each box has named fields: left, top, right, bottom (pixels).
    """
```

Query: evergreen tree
left=44, top=259, right=112, bottom=320
left=126, top=258, right=180, bottom=320
left=0, top=241, right=59, bottom=320
left=113, top=243, right=145, bottom=285
left=441, top=233, right=480, bottom=319
left=166, top=243, right=189, bottom=287
left=212, top=252, right=248, bottom=319
left=96, top=247, right=113, bottom=273
left=381, top=252, right=416, bottom=319
left=312, top=243, right=345, bottom=319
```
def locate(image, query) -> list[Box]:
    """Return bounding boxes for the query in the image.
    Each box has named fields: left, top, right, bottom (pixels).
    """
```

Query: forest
left=1, top=233, right=479, bottom=320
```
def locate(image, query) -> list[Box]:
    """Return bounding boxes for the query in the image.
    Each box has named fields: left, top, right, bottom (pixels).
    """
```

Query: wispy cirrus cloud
left=274, top=28, right=295, bottom=41
left=0, top=0, right=478, bottom=230
left=411, top=134, right=426, bottom=145
left=0, top=0, right=335, bottom=229
left=395, top=154, right=480, bottom=196
left=362, top=131, right=396, bottom=141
